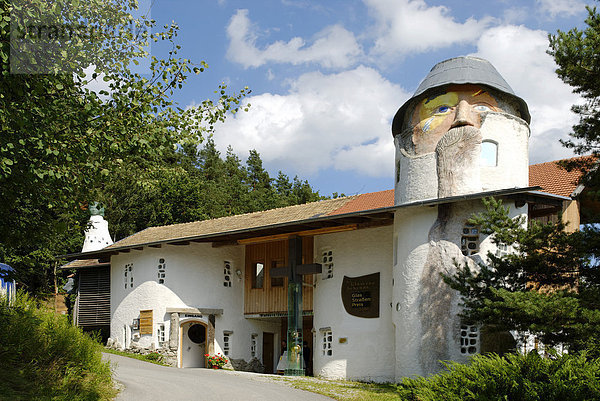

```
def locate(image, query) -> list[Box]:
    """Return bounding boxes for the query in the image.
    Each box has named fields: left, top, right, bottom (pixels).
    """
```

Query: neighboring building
left=61, top=203, right=113, bottom=340
left=64, top=57, right=590, bottom=381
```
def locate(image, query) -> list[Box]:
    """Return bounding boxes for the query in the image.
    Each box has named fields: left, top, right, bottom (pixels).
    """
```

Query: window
left=460, top=324, right=479, bottom=355
left=124, top=263, right=133, bottom=289
left=321, top=249, right=333, bottom=280
left=251, top=334, right=258, bottom=358
left=223, top=331, right=232, bottom=356
left=139, top=310, right=153, bottom=335
left=270, top=259, right=285, bottom=287
left=252, top=262, right=264, bottom=289
left=224, top=261, right=232, bottom=287
left=481, top=140, right=498, bottom=167
left=157, top=323, right=166, bottom=343
left=496, top=242, right=510, bottom=258
left=461, top=223, right=480, bottom=256
left=157, top=258, right=166, bottom=285
left=321, top=329, right=333, bottom=356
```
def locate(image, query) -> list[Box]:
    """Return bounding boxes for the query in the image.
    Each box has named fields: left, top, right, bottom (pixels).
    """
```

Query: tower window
left=461, top=223, right=480, bottom=256
left=481, top=140, right=498, bottom=167
left=460, top=324, right=479, bottom=355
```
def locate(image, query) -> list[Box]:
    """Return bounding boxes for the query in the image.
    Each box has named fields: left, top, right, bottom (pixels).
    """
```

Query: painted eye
left=474, top=104, right=491, bottom=112
left=435, top=105, right=450, bottom=114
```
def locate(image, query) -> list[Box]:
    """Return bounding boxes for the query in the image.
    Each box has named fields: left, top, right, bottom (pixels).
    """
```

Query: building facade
left=69, top=57, right=573, bottom=381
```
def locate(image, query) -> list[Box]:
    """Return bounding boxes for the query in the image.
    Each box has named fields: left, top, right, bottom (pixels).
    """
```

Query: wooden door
left=263, top=332, right=274, bottom=374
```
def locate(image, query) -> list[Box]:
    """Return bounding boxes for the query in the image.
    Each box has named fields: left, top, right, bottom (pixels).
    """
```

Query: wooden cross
left=269, top=236, right=321, bottom=375
left=269, top=236, right=322, bottom=283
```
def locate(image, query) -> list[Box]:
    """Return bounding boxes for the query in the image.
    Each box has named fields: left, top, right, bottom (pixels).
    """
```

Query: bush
left=0, top=292, right=116, bottom=400
left=396, top=352, right=600, bottom=401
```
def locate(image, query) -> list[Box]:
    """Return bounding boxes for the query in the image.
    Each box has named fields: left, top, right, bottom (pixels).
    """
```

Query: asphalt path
left=103, top=353, right=333, bottom=401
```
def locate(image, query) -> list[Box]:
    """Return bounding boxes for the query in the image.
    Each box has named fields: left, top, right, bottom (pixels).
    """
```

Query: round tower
left=390, top=56, right=531, bottom=379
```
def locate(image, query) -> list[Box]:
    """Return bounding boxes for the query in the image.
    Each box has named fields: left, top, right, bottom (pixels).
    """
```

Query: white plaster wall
left=393, top=206, right=438, bottom=378
left=394, top=145, right=438, bottom=205
left=480, top=113, right=530, bottom=192
left=313, top=226, right=395, bottom=382
left=393, top=200, right=527, bottom=380
left=110, top=243, right=279, bottom=365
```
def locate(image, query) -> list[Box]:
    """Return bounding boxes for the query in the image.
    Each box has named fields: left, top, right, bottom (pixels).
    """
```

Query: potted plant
left=205, top=353, right=228, bottom=369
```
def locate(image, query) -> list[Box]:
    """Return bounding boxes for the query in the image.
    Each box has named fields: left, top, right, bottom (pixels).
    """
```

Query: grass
left=103, top=348, right=169, bottom=366
left=274, top=376, right=403, bottom=401
left=0, top=291, right=117, bottom=401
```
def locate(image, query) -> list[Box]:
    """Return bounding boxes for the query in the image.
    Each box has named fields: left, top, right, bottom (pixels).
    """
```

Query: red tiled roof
left=327, top=189, right=395, bottom=216
left=529, top=157, right=586, bottom=197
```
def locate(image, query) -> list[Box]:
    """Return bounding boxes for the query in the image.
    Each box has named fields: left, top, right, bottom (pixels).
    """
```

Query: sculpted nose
left=451, top=100, right=478, bottom=128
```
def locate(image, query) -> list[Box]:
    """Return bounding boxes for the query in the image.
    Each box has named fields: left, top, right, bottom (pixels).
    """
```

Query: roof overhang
left=61, top=186, right=563, bottom=262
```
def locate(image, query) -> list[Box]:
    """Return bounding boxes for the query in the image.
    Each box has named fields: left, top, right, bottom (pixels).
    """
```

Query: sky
left=140, top=0, right=592, bottom=197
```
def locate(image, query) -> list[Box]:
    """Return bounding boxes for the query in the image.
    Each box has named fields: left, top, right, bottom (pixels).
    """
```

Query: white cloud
left=226, top=9, right=362, bottom=69
left=472, top=25, right=581, bottom=163
left=536, top=0, right=586, bottom=18
left=212, top=66, right=409, bottom=177
left=365, top=0, right=494, bottom=59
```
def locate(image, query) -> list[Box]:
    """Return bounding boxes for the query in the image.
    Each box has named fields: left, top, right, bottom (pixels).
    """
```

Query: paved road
left=103, top=353, right=333, bottom=401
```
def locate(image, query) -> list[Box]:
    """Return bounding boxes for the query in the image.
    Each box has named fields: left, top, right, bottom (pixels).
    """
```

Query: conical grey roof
left=392, top=56, right=530, bottom=136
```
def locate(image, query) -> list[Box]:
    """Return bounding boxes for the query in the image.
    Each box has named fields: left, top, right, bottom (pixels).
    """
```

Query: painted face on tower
left=409, top=84, right=502, bottom=155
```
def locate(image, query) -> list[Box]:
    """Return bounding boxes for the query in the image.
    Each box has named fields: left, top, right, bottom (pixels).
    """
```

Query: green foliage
left=0, top=292, right=116, bottom=400
left=0, top=0, right=248, bottom=292
left=548, top=3, right=600, bottom=199
left=396, top=352, right=600, bottom=401
left=443, top=198, right=600, bottom=354
left=100, top=141, right=324, bottom=241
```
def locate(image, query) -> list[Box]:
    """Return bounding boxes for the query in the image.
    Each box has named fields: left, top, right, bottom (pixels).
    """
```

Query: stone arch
left=179, top=318, right=208, bottom=368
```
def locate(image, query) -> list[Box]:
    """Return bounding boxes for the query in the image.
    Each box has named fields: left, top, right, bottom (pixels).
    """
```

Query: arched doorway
left=180, top=320, right=207, bottom=368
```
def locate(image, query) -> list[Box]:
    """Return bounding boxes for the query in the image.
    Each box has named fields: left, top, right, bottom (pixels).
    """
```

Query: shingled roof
left=104, top=191, right=395, bottom=250
left=529, top=158, right=585, bottom=197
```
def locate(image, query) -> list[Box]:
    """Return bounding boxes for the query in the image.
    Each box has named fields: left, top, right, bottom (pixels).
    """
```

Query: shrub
left=396, top=352, right=600, bottom=401
left=0, top=291, right=116, bottom=400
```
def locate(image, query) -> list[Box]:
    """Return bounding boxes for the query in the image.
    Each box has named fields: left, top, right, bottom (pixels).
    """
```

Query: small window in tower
left=460, top=324, right=479, bottom=355
left=321, top=249, right=333, bottom=280
left=252, top=262, right=264, bottom=289
left=481, top=140, right=498, bottom=167
left=461, top=223, right=480, bottom=256
left=224, top=261, right=232, bottom=287
left=157, top=258, right=166, bottom=285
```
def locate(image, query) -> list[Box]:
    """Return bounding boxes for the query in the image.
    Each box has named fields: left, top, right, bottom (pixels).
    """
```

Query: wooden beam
left=169, top=241, right=190, bottom=246
left=237, top=224, right=358, bottom=245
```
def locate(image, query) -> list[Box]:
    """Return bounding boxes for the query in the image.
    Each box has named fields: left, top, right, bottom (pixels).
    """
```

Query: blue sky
left=138, top=0, right=591, bottom=196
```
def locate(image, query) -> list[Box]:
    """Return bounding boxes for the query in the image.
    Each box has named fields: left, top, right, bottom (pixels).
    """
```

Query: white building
left=66, top=57, right=577, bottom=381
